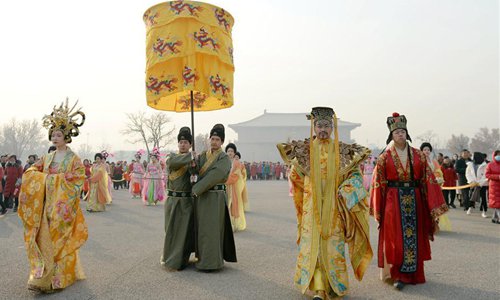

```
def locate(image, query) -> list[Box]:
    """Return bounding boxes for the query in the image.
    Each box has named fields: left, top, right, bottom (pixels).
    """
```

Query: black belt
left=209, top=184, right=226, bottom=192
left=167, top=190, right=192, bottom=197
left=387, top=181, right=420, bottom=188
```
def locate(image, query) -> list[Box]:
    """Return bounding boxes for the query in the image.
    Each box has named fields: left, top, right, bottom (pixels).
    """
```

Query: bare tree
left=446, top=134, right=470, bottom=155
left=145, top=113, right=176, bottom=149
left=470, top=127, right=500, bottom=155
left=0, top=118, right=46, bottom=160
left=99, top=142, right=112, bottom=153
left=122, top=111, right=175, bottom=155
left=123, top=111, right=150, bottom=155
left=415, top=130, right=438, bottom=146
left=194, top=133, right=209, bottom=152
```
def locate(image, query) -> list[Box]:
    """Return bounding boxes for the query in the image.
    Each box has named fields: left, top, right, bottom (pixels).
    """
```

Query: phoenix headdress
left=42, top=98, right=85, bottom=143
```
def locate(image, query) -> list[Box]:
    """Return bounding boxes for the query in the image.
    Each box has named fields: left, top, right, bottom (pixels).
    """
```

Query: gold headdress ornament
left=42, top=98, right=86, bottom=143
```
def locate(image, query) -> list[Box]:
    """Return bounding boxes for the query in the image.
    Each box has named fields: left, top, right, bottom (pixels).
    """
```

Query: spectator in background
left=441, top=156, right=458, bottom=208
left=465, top=152, right=488, bottom=217
left=4, top=155, right=23, bottom=212
left=437, top=153, right=444, bottom=165
left=250, top=162, right=257, bottom=180
left=485, top=150, right=500, bottom=224
left=0, top=163, right=6, bottom=215
left=1, top=155, right=7, bottom=197
left=264, top=162, right=271, bottom=180
left=455, top=149, right=471, bottom=208
left=275, top=162, right=282, bottom=180
left=24, top=155, right=37, bottom=172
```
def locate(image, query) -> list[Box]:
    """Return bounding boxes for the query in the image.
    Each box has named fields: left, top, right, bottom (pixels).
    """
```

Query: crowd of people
left=243, top=161, right=289, bottom=180
left=359, top=147, right=499, bottom=225
left=4, top=101, right=500, bottom=300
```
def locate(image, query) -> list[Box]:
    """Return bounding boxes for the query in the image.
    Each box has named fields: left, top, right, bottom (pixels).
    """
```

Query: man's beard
left=317, top=131, right=330, bottom=139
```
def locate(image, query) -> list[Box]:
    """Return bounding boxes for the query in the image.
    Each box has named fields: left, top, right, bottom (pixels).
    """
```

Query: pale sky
left=0, top=0, right=498, bottom=153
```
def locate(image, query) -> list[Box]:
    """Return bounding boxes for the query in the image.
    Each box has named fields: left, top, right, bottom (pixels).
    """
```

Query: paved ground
left=1, top=180, right=499, bottom=300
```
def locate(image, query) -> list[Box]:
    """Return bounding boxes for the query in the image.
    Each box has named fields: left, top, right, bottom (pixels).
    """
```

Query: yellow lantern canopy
left=144, top=1, right=235, bottom=112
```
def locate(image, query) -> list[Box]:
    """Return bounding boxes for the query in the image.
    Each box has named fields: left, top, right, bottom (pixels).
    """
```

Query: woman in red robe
left=82, top=159, right=92, bottom=200
left=370, top=113, right=448, bottom=290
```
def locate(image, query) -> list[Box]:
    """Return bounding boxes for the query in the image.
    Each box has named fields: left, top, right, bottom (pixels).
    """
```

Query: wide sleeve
left=433, top=160, right=444, bottom=185
left=89, top=167, right=103, bottom=183
left=17, top=168, right=48, bottom=278
left=192, top=155, right=231, bottom=196
left=338, top=169, right=373, bottom=281
left=226, top=161, right=239, bottom=185
left=45, top=156, right=85, bottom=202
left=421, top=153, right=448, bottom=219
left=486, top=163, right=500, bottom=181
left=96, top=167, right=111, bottom=204
left=168, top=153, right=192, bottom=170
left=369, top=153, right=387, bottom=222
left=289, top=165, right=305, bottom=245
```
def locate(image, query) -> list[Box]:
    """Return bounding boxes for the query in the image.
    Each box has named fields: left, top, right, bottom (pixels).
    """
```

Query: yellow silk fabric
left=144, top=1, right=234, bottom=111
left=289, top=139, right=372, bottom=296
left=226, top=160, right=247, bottom=231
left=18, top=152, right=88, bottom=291
left=88, top=164, right=111, bottom=210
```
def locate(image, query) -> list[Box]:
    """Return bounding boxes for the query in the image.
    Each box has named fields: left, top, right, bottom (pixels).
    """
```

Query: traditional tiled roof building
left=228, top=110, right=361, bottom=162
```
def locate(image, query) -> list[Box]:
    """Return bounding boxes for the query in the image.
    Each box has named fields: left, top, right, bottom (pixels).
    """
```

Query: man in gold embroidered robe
left=277, top=107, right=372, bottom=299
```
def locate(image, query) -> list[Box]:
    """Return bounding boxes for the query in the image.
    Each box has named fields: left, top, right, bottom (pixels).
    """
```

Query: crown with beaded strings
left=42, top=98, right=85, bottom=143
left=306, top=106, right=334, bottom=123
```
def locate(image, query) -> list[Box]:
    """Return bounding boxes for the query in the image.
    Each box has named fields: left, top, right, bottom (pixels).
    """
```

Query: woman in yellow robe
left=225, top=144, right=246, bottom=231
left=235, top=152, right=249, bottom=212
left=87, top=153, right=111, bottom=212
left=18, top=100, right=88, bottom=293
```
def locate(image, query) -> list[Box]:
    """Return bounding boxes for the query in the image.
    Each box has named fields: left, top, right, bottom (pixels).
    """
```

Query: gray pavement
left=0, top=180, right=499, bottom=299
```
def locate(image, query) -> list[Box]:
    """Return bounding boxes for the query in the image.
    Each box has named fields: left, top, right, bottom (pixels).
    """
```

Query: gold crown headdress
left=42, top=98, right=86, bottom=143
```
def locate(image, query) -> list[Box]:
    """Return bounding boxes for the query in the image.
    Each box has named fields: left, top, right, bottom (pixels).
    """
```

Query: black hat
left=177, top=127, right=192, bottom=143
left=225, top=143, right=237, bottom=153
left=420, top=142, right=433, bottom=152
left=385, top=112, right=412, bottom=144
left=307, top=106, right=334, bottom=123
left=210, top=124, right=225, bottom=142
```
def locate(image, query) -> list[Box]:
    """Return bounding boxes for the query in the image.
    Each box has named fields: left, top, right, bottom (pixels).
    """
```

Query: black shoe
left=450, top=204, right=456, bottom=208
left=0, top=209, right=6, bottom=215
left=393, top=281, right=405, bottom=290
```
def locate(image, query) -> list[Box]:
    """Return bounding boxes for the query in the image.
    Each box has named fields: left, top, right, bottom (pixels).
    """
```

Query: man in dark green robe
left=161, top=127, right=195, bottom=270
left=192, top=124, right=237, bottom=271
